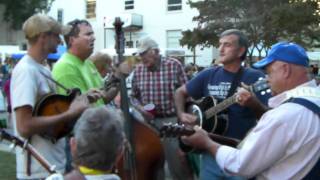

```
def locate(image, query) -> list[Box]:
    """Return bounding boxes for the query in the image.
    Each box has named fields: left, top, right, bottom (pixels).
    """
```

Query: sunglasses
left=66, top=19, right=90, bottom=36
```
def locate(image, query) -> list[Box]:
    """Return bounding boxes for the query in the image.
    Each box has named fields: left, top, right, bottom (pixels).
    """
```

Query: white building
left=0, top=1, right=319, bottom=66
left=47, top=0, right=218, bottom=66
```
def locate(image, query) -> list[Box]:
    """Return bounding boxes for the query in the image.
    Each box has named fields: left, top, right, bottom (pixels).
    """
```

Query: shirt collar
left=63, top=52, right=85, bottom=64
left=79, top=165, right=112, bottom=175
left=268, top=79, right=319, bottom=108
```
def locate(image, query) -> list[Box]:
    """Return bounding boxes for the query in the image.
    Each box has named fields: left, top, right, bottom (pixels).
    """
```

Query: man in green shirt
left=52, top=19, right=118, bottom=106
left=52, top=19, right=120, bottom=172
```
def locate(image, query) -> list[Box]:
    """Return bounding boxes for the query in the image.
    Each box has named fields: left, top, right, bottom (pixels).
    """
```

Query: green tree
left=0, top=0, right=55, bottom=29
left=181, top=0, right=320, bottom=65
left=181, top=28, right=217, bottom=64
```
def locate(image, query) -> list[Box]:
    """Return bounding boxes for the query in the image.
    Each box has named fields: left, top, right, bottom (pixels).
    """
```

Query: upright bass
left=113, top=18, right=164, bottom=180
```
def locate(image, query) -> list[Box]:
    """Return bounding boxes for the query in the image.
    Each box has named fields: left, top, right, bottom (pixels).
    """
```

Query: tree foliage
left=0, top=0, right=55, bottom=29
left=180, top=0, right=320, bottom=63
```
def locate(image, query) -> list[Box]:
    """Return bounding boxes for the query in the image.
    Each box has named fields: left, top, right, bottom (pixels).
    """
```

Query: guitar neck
left=208, top=133, right=239, bottom=148
left=204, top=84, right=259, bottom=119
left=205, top=95, right=237, bottom=118
left=166, top=127, right=240, bottom=148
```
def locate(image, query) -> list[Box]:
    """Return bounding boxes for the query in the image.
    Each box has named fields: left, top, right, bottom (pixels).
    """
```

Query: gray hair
left=220, top=29, right=249, bottom=61
left=73, top=106, right=124, bottom=171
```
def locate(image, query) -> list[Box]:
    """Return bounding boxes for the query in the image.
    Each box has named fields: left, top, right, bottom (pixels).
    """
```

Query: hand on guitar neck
left=181, top=125, right=222, bottom=155
left=180, top=78, right=270, bottom=134
left=236, top=82, right=270, bottom=119
left=160, top=123, right=240, bottom=153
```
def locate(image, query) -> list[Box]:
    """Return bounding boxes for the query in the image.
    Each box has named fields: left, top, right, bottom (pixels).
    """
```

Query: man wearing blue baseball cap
left=182, top=42, right=320, bottom=179
left=253, top=42, right=309, bottom=68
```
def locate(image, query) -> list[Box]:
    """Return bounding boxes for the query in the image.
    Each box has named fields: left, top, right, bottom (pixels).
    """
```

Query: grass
left=0, top=150, right=16, bottom=180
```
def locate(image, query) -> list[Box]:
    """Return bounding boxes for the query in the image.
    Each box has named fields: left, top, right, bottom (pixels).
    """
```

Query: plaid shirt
left=131, top=57, right=187, bottom=116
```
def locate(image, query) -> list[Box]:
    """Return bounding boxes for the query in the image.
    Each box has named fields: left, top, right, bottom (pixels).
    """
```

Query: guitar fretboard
left=160, top=124, right=240, bottom=147
left=204, top=94, right=237, bottom=118
left=202, top=78, right=269, bottom=119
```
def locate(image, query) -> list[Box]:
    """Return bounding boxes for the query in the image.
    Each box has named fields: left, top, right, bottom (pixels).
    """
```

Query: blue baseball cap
left=253, top=42, right=309, bottom=69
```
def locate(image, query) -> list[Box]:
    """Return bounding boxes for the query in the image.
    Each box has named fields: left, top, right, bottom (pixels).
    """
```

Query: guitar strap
left=26, top=71, right=57, bottom=176
left=214, top=66, right=244, bottom=132
left=286, top=98, right=320, bottom=180
left=226, top=66, right=244, bottom=98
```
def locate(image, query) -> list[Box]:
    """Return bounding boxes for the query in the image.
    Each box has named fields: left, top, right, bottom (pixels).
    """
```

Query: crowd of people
left=1, top=13, right=319, bottom=180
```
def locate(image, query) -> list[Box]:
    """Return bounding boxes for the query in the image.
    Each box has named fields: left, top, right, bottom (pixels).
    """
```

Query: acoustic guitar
left=33, top=88, right=80, bottom=142
left=0, top=128, right=57, bottom=174
left=33, top=74, right=121, bottom=142
left=186, top=78, right=269, bottom=135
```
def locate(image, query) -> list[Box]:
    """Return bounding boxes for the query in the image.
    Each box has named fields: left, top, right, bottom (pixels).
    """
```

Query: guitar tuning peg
left=266, top=89, right=271, bottom=93
left=261, top=91, right=266, bottom=95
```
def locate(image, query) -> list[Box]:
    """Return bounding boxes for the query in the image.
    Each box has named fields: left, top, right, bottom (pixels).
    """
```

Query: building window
left=57, top=9, right=63, bottom=24
left=125, top=32, right=137, bottom=48
left=125, top=0, right=134, bottom=10
left=167, top=30, right=182, bottom=48
left=167, top=0, right=182, bottom=11
left=126, top=41, right=134, bottom=48
left=86, top=0, right=96, bottom=19
left=22, top=43, right=27, bottom=50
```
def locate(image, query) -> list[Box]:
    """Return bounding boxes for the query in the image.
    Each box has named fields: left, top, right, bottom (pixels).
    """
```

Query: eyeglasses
left=68, top=19, right=89, bottom=27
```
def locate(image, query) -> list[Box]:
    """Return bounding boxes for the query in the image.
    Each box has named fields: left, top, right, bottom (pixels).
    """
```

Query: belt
left=155, top=113, right=176, bottom=118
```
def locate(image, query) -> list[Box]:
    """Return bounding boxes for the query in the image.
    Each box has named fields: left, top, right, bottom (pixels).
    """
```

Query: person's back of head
left=90, top=51, right=113, bottom=77
left=72, top=106, right=124, bottom=171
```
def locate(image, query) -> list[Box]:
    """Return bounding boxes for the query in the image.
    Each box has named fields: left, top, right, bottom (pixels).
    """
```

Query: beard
left=48, top=43, right=58, bottom=54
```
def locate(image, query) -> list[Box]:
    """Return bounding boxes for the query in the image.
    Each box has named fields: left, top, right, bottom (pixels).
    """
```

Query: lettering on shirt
left=207, top=82, right=231, bottom=99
